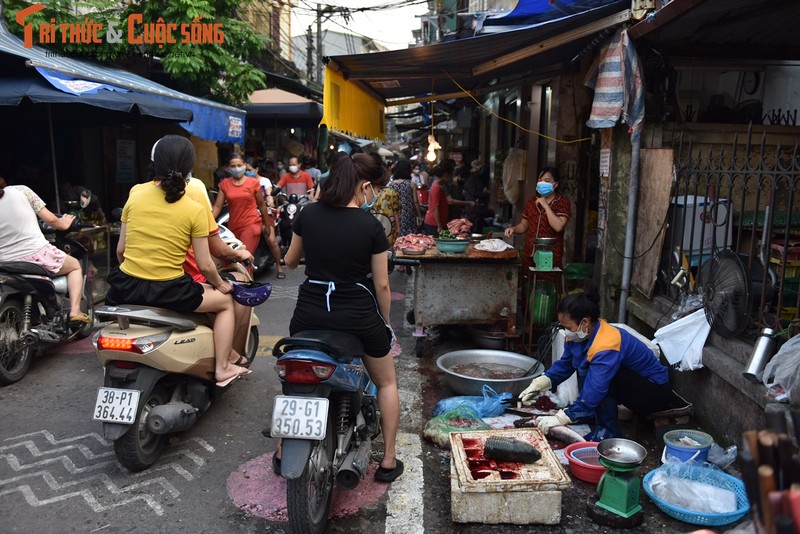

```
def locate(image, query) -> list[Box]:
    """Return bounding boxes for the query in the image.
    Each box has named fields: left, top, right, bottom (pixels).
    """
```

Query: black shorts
left=106, top=267, right=205, bottom=314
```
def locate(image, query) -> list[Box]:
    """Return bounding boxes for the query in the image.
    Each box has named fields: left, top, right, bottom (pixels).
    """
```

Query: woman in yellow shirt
left=107, top=135, right=250, bottom=387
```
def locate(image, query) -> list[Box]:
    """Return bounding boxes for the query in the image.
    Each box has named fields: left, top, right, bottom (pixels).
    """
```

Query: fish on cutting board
left=483, top=436, right=542, bottom=463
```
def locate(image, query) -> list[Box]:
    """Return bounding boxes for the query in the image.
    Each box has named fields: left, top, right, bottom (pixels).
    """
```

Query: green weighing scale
left=532, top=236, right=556, bottom=270
left=587, top=438, right=647, bottom=527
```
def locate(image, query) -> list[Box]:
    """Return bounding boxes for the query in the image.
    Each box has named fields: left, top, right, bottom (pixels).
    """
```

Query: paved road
left=0, top=264, right=716, bottom=533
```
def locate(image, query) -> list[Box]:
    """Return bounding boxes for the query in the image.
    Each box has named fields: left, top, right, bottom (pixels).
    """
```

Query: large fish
left=513, top=417, right=587, bottom=445
left=483, top=436, right=541, bottom=463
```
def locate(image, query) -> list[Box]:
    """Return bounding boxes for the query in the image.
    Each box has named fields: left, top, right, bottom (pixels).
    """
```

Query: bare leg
left=265, top=226, right=284, bottom=275
left=362, top=353, right=399, bottom=469
left=55, top=255, right=84, bottom=317
left=194, top=286, right=246, bottom=382
left=228, top=272, right=252, bottom=357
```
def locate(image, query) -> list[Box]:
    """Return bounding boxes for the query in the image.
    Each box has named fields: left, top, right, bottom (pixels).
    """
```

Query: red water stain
left=499, top=471, right=520, bottom=480
left=470, top=470, right=492, bottom=480
left=465, top=448, right=481, bottom=460
left=390, top=291, right=404, bottom=301
left=388, top=343, right=402, bottom=358
left=462, top=438, right=482, bottom=448
left=47, top=336, right=93, bottom=356
left=468, top=460, right=493, bottom=471
left=227, top=453, right=389, bottom=522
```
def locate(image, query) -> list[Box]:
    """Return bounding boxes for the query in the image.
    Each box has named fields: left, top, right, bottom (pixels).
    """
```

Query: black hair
left=556, top=289, right=601, bottom=322
left=0, top=176, right=6, bottom=199
left=538, top=166, right=561, bottom=182
left=153, top=135, right=194, bottom=203
left=393, top=159, right=411, bottom=180
left=318, top=153, right=387, bottom=207
left=229, top=153, right=244, bottom=164
left=245, top=157, right=259, bottom=170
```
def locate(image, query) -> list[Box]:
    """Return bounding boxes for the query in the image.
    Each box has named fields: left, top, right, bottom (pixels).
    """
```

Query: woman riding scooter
left=107, top=135, right=250, bottom=387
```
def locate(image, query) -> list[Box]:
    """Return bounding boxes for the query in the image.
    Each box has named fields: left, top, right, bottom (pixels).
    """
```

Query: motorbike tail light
left=275, top=359, right=335, bottom=384
left=96, top=332, right=170, bottom=354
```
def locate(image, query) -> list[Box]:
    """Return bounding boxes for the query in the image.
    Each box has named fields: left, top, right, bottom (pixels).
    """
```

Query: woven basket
left=643, top=464, right=749, bottom=526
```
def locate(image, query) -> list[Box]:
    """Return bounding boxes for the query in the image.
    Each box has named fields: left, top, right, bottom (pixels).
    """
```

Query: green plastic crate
left=563, top=263, right=594, bottom=281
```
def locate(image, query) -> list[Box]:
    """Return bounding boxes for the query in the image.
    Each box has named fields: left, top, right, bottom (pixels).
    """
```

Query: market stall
left=395, top=243, right=519, bottom=357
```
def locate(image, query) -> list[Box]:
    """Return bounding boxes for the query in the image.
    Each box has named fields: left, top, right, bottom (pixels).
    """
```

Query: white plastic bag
left=653, top=309, right=711, bottom=371
left=762, top=334, right=800, bottom=401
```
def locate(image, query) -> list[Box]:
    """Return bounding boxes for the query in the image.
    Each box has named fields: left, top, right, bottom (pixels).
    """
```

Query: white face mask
left=564, top=320, right=590, bottom=342
left=288, top=165, right=299, bottom=174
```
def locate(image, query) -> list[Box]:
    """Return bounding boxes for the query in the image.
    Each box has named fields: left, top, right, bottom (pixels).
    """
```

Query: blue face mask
left=245, top=170, right=256, bottom=177
left=360, top=184, right=378, bottom=211
left=536, top=181, right=554, bottom=196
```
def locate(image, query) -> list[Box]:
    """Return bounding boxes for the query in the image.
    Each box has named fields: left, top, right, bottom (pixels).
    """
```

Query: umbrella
left=0, top=76, right=193, bottom=208
left=377, top=147, right=394, bottom=157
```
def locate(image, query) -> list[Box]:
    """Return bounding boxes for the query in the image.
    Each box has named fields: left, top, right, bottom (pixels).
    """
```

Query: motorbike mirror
left=110, top=207, right=123, bottom=222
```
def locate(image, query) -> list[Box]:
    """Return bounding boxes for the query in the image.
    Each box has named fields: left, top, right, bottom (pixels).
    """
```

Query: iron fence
left=661, top=126, right=800, bottom=335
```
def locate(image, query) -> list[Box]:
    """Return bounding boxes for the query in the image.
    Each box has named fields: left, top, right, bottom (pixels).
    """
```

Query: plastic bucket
left=662, top=429, right=713, bottom=463
left=530, top=280, right=556, bottom=325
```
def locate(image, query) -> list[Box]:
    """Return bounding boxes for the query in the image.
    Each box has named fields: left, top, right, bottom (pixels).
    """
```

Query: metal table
left=395, top=245, right=520, bottom=357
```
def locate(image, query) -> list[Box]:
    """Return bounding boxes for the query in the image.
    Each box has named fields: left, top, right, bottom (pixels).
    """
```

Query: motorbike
left=91, top=258, right=268, bottom=472
left=215, top=206, right=276, bottom=274
left=0, top=219, right=95, bottom=385
left=273, top=188, right=309, bottom=250
left=269, top=332, right=381, bottom=534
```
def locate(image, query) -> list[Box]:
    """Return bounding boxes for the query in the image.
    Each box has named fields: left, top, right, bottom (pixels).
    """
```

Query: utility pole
left=316, top=3, right=324, bottom=85
left=306, top=25, right=314, bottom=82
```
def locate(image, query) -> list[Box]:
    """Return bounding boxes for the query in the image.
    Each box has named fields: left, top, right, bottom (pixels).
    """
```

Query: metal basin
left=534, top=237, right=557, bottom=246
left=436, top=349, right=545, bottom=396
left=470, top=326, right=506, bottom=350
left=597, top=438, right=647, bottom=468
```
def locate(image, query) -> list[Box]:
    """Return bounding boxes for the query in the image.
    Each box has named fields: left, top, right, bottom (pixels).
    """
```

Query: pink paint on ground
left=390, top=291, right=404, bottom=301
left=388, top=343, right=402, bottom=358
left=47, top=336, right=94, bottom=356
left=227, top=453, right=389, bottom=522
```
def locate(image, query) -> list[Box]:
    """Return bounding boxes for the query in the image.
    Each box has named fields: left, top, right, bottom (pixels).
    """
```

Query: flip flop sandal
left=69, top=313, right=92, bottom=325
left=215, top=369, right=252, bottom=388
left=374, top=459, right=404, bottom=483
left=233, top=354, right=251, bottom=368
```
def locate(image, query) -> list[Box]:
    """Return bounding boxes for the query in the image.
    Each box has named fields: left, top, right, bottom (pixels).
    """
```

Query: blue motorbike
left=270, top=331, right=380, bottom=534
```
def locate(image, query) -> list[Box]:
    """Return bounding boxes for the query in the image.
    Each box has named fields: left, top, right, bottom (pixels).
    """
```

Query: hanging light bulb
left=426, top=134, right=441, bottom=162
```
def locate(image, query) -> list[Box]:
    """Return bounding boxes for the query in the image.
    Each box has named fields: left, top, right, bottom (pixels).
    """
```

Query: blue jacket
left=546, top=320, right=669, bottom=421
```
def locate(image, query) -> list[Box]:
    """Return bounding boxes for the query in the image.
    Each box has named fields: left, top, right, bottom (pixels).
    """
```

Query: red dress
left=219, top=176, right=262, bottom=255
left=521, top=194, right=571, bottom=274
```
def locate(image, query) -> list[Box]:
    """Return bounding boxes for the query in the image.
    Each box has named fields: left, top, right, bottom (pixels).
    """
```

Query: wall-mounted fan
left=703, top=250, right=751, bottom=337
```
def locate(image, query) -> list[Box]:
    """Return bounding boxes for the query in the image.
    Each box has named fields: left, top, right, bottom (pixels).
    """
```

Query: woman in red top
left=504, top=167, right=571, bottom=274
left=213, top=154, right=271, bottom=276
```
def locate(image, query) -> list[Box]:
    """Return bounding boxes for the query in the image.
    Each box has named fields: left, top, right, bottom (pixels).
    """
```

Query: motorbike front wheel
left=114, top=384, right=168, bottom=471
left=286, top=414, right=336, bottom=534
left=0, top=300, right=33, bottom=385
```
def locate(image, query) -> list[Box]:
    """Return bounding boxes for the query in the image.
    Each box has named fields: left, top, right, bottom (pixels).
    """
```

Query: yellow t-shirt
left=130, top=178, right=217, bottom=234
left=121, top=183, right=209, bottom=281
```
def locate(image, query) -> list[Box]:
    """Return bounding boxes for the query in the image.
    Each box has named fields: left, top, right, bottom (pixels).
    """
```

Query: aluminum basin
left=436, top=349, right=545, bottom=396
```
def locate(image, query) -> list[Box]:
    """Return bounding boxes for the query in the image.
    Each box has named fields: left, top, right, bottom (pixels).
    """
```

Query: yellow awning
left=321, top=67, right=385, bottom=141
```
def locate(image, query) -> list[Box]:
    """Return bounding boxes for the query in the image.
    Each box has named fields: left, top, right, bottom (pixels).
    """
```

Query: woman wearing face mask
left=503, top=167, right=571, bottom=276
left=276, top=152, right=403, bottom=483
left=212, top=154, right=272, bottom=276
left=518, top=291, right=672, bottom=441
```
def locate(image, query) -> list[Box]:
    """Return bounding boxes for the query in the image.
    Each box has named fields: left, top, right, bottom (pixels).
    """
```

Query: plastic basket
left=434, top=238, right=469, bottom=254
left=642, top=464, right=749, bottom=526
left=565, top=441, right=605, bottom=484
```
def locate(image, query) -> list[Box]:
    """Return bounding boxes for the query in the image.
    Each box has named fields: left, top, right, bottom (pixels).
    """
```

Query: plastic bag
left=762, top=334, right=800, bottom=401
left=422, top=405, right=491, bottom=450
left=432, top=385, right=511, bottom=418
left=707, top=443, right=738, bottom=470
left=648, top=461, right=738, bottom=514
left=653, top=309, right=711, bottom=371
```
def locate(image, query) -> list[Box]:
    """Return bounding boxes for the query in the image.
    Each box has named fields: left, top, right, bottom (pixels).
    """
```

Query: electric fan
left=703, top=249, right=751, bottom=337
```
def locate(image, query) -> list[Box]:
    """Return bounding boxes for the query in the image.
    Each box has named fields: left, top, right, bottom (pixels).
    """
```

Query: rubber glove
left=518, top=375, right=552, bottom=405
left=536, top=409, right=573, bottom=434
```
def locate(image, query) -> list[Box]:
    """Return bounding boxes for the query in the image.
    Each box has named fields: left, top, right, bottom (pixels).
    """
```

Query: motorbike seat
left=273, top=330, right=365, bottom=362
left=0, top=261, right=52, bottom=276
left=95, top=304, right=202, bottom=331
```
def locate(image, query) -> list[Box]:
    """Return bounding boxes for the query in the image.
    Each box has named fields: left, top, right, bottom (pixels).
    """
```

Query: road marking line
left=385, top=432, right=423, bottom=534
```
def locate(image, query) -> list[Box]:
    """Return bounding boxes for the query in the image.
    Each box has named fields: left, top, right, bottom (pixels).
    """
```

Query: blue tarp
left=0, top=20, right=245, bottom=143
left=485, top=0, right=621, bottom=25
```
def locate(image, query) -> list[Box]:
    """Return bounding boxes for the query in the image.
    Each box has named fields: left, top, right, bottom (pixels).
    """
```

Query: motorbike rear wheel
left=115, top=384, right=168, bottom=471
left=286, top=413, right=336, bottom=534
left=0, top=300, right=33, bottom=385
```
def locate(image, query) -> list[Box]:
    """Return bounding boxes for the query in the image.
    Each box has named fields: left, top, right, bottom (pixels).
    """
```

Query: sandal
left=374, top=459, right=404, bottom=483
left=276, top=272, right=286, bottom=279
left=233, top=354, right=250, bottom=368
left=272, top=453, right=282, bottom=476
left=69, top=313, right=92, bottom=325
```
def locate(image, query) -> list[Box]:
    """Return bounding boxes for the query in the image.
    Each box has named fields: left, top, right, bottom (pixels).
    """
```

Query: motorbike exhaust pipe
left=146, top=403, right=199, bottom=434
left=335, top=439, right=372, bottom=490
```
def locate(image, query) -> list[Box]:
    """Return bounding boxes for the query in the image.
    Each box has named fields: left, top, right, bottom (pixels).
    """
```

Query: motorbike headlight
left=286, top=204, right=298, bottom=216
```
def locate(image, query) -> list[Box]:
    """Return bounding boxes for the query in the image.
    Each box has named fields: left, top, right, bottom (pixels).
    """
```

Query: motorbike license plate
left=92, top=387, right=140, bottom=424
left=270, top=396, right=329, bottom=440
